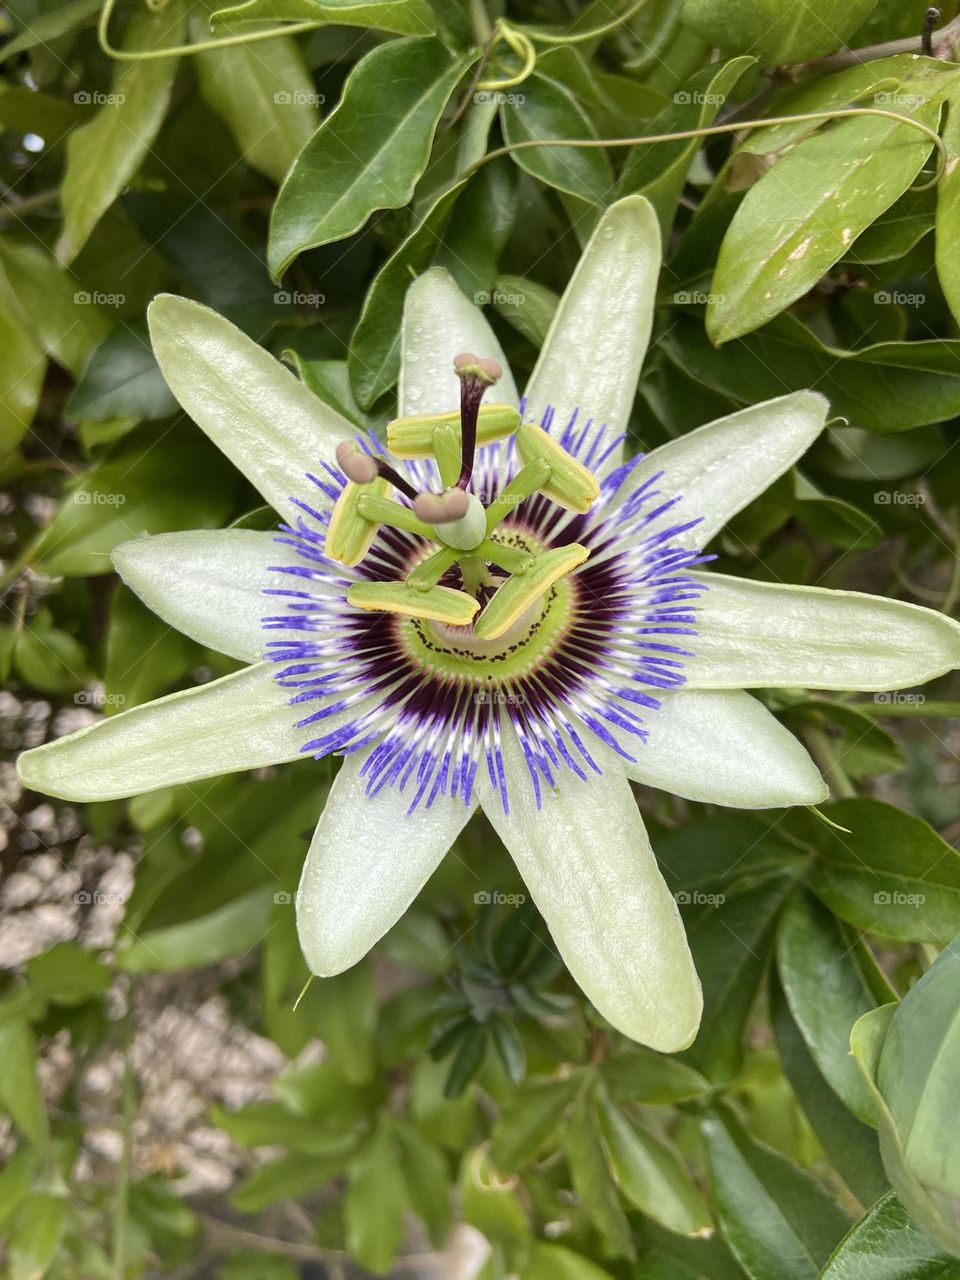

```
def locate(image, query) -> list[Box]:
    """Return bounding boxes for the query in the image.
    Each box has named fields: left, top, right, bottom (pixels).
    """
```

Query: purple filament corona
left=260, top=407, right=711, bottom=815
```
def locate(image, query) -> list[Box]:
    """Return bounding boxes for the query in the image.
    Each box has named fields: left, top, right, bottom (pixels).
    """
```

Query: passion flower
left=18, top=196, right=960, bottom=1051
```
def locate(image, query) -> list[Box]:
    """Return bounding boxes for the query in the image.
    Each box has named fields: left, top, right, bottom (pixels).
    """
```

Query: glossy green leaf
left=490, top=1075, right=583, bottom=1173
left=664, top=313, right=960, bottom=432
left=799, top=798, right=960, bottom=945
left=597, top=1092, right=711, bottom=1234
left=210, top=0, right=437, bottom=36
left=56, top=1, right=185, bottom=264
left=775, top=892, right=878, bottom=1124
left=600, top=1048, right=709, bottom=1106
left=314, top=962, right=377, bottom=1084
left=525, top=1243, right=617, bottom=1280
left=0, top=239, right=109, bottom=376
left=0, top=1011, right=47, bottom=1147
left=564, top=1091, right=634, bottom=1261
left=392, top=1118, right=451, bottom=1245
left=345, top=1123, right=407, bottom=1275
left=709, top=103, right=941, bottom=343
left=819, top=1192, right=960, bottom=1280
left=702, top=1104, right=852, bottom=1280
left=770, top=975, right=887, bottom=1208
left=117, top=887, right=274, bottom=972
left=268, top=37, right=468, bottom=276
left=67, top=321, right=177, bottom=421
left=500, top=73, right=614, bottom=204
left=681, top=0, right=879, bottom=61
left=0, top=270, right=45, bottom=458
left=936, top=90, right=960, bottom=327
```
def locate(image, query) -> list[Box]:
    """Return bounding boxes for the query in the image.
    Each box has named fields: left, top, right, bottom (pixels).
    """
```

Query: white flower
left=18, top=197, right=960, bottom=1051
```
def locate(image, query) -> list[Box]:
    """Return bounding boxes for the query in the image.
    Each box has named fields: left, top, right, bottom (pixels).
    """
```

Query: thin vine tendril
left=98, top=0, right=327, bottom=59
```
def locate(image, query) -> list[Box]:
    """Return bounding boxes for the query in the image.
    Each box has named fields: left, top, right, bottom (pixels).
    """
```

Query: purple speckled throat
left=261, top=405, right=710, bottom=815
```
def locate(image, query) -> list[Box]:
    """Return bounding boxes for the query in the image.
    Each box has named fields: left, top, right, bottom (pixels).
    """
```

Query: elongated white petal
left=480, top=728, right=701, bottom=1051
left=398, top=267, right=517, bottom=416
left=607, top=689, right=827, bottom=808
left=113, top=529, right=344, bottom=664
left=623, top=392, right=829, bottom=547
left=524, top=196, right=661, bottom=476
left=297, top=755, right=475, bottom=975
left=686, top=572, right=960, bottom=691
left=148, top=294, right=353, bottom=523
left=17, top=664, right=308, bottom=800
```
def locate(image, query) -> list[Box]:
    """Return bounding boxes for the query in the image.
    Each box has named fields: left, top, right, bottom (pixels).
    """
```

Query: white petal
left=622, top=392, right=829, bottom=547
left=523, top=195, right=661, bottom=476
left=148, top=294, right=354, bottom=523
left=17, top=664, right=310, bottom=801
left=686, top=572, right=960, bottom=691
left=479, top=728, right=701, bottom=1051
left=398, top=267, right=518, bottom=416
left=297, top=754, right=475, bottom=975
left=113, top=529, right=343, bottom=664
left=606, top=690, right=827, bottom=808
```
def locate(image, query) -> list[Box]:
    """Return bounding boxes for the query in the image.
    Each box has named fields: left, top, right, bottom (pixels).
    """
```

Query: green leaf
left=0, top=239, right=110, bottom=376
left=67, top=321, right=177, bottom=422
left=104, top=586, right=195, bottom=712
left=345, top=1123, right=407, bottom=1275
left=702, top=1104, right=852, bottom=1280
left=6, top=1193, right=66, bottom=1280
left=525, top=1243, right=617, bottom=1280
left=13, top=624, right=87, bottom=695
left=349, top=179, right=464, bottom=407
left=268, top=37, right=468, bottom=276
left=192, top=3, right=318, bottom=185
left=491, top=274, right=559, bottom=347
left=779, top=703, right=901, bottom=781
left=618, top=57, right=755, bottom=232
left=315, top=961, right=377, bottom=1084
left=597, top=1091, right=712, bottom=1234
left=664, top=313, right=960, bottom=432
left=936, top=88, right=960, bottom=327
left=32, top=423, right=241, bottom=576
left=0, top=0, right=100, bottom=59
left=231, top=1150, right=348, bottom=1211
left=56, top=1, right=185, bottom=264
left=600, top=1049, right=710, bottom=1105
left=0, top=269, right=45, bottom=458
left=0, top=1012, right=47, bottom=1146
left=799, top=798, right=960, bottom=946
left=26, top=943, right=111, bottom=1006
left=210, top=0, right=437, bottom=37
left=770, top=975, right=887, bottom=1208
left=709, top=103, right=941, bottom=343
left=117, top=887, right=274, bottom=972
left=490, top=1075, right=584, bottom=1173
left=564, top=1091, right=634, bottom=1260
left=500, top=73, right=614, bottom=204
left=775, top=892, right=878, bottom=1124
left=819, top=1191, right=960, bottom=1280
left=681, top=0, right=879, bottom=61
left=391, top=1118, right=451, bottom=1245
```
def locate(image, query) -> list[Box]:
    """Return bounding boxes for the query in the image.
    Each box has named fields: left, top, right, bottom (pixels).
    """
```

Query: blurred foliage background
left=4, top=0, right=960, bottom=1277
